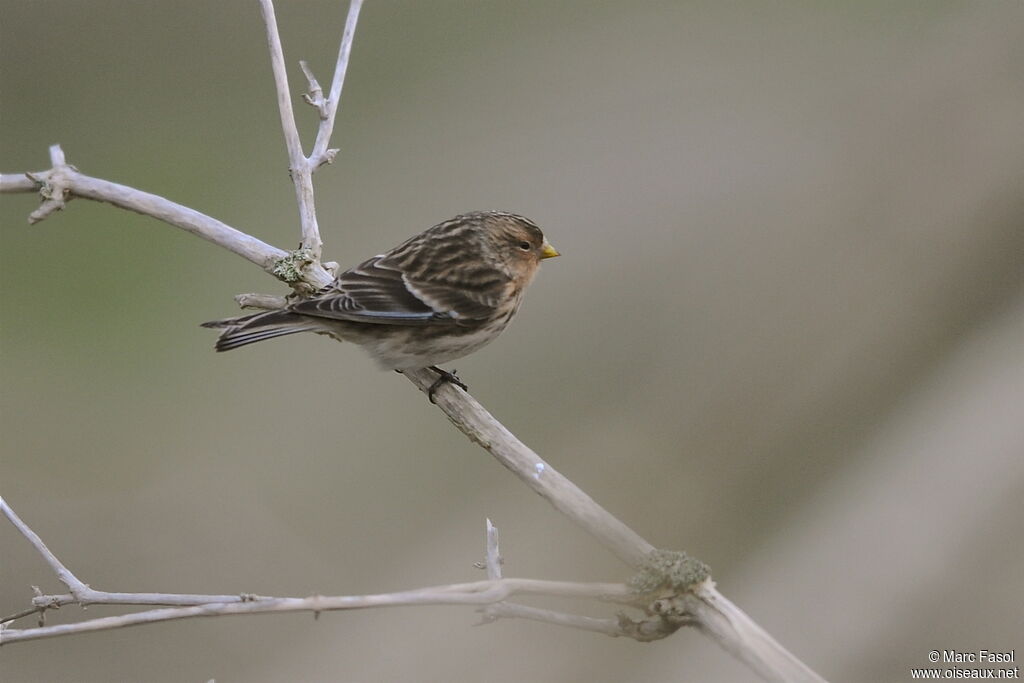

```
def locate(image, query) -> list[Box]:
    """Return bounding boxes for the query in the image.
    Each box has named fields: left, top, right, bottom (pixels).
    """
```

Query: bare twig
left=309, top=0, right=364, bottom=167
left=259, top=0, right=323, bottom=261
left=1, top=498, right=637, bottom=645
left=299, top=60, right=328, bottom=118
left=234, top=292, right=290, bottom=310
left=473, top=523, right=628, bottom=638
left=0, top=496, right=276, bottom=619
left=0, top=606, right=44, bottom=626
left=683, top=583, right=827, bottom=682
left=485, top=518, right=502, bottom=581
left=0, top=174, right=38, bottom=193
left=471, top=522, right=643, bottom=640
left=0, top=575, right=634, bottom=645
left=1, top=146, right=325, bottom=285
left=480, top=602, right=626, bottom=638
left=401, top=367, right=655, bottom=567
left=258, top=0, right=303, bottom=166
left=25, top=591, right=270, bottom=611
left=257, top=0, right=364, bottom=263
left=1, top=495, right=90, bottom=600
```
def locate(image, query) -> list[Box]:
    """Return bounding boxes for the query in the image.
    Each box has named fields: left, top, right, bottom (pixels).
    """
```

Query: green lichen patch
left=272, top=248, right=315, bottom=283
left=629, top=548, right=710, bottom=594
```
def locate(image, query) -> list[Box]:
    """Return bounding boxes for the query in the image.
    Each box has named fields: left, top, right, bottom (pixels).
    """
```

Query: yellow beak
left=540, top=240, right=560, bottom=259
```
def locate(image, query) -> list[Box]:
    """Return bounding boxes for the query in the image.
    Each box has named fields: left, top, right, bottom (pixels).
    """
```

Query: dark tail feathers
left=201, top=310, right=320, bottom=352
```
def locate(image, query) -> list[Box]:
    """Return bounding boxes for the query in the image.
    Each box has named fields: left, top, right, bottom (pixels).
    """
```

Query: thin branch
left=310, top=0, right=364, bottom=166
left=258, top=0, right=362, bottom=263
left=401, top=368, right=655, bottom=568
left=475, top=525, right=627, bottom=640
left=685, top=583, right=827, bottom=683
left=0, top=147, right=333, bottom=288
left=0, top=495, right=278, bottom=616
left=1, top=577, right=634, bottom=645
left=480, top=602, right=626, bottom=638
left=1, top=497, right=637, bottom=645
left=485, top=518, right=502, bottom=581
left=399, top=376, right=823, bottom=680
left=234, top=292, right=289, bottom=310
left=0, top=606, right=44, bottom=626
left=258, top=0, right=304, bottom=171
left=1, top=496, right=89, bottom=599
left=299, top=60, right=328, bottom=118
left=26, top=591, right=270, bottom=610
left=0, top=174, right=38, bottom=193
left=473, top=521, right=641, bottom=640
left=259, top=0, right=323, bottom=261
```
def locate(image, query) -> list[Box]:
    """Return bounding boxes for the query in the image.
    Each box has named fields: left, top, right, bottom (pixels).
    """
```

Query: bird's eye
left=518, top=241, right=531, bottom=251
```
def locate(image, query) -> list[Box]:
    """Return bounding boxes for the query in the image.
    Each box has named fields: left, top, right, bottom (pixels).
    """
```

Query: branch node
left=316, top=148, right=339, bottom=168
left=27, top=167, right=73, bottom=225
left=615, top=611, right=682, bottom=642
left=30, top=594, right=62, bottom=610
left=613, top=549, right=710, bottom=642
left=299, top=60, right=329, bottom=119
left=234, top=293, right=288, bottom=310
left=22, top=147, right=80, bottom=225
left=23, top=171, right=47, bottom=186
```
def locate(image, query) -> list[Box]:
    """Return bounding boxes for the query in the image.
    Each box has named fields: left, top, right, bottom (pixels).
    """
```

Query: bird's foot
left=427, top=366, right=468, bottom=403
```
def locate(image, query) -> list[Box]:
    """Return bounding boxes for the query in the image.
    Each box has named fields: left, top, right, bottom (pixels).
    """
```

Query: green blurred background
left=2, top=1, right=1022, bottom=681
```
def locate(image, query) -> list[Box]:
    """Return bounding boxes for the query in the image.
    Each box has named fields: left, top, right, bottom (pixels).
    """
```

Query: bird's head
left=475, top=211, right=559, bottom=283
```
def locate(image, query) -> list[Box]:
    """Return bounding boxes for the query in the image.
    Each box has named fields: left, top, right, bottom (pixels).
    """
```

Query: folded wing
left=288, top=255, right=509, bottom=326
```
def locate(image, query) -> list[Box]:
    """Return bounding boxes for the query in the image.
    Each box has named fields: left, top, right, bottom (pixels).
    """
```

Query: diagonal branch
left=1, top=496, right=89, bottom=600
left=399, top=374, right=823, bottom=681
left=310, top=0, right=364, bottom=166
left=402, top=368, right=654, bottom=567
left=0, top=146, right=332, bottom=289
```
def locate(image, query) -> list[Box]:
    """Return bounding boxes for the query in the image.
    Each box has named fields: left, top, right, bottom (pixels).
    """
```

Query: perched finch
left=203, top=211, right=558, bottom=399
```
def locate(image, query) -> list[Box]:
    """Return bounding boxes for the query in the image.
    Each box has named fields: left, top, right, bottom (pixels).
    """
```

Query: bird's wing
left=288, top=255, right=508, bottom=325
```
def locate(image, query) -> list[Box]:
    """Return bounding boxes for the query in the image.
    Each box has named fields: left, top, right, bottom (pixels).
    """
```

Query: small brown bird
left=203, top=211, right=558, bottom=399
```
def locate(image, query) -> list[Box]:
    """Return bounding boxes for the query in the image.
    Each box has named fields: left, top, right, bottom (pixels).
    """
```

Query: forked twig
left=257, top=0, right=364, bottom=264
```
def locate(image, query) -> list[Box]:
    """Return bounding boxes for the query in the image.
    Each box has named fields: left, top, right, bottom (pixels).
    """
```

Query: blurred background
left=2, top=1, right=1022, bottom=681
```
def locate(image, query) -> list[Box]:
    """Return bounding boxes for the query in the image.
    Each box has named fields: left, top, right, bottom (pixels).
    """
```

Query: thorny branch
left=0, top=2, right=825, bottom=681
